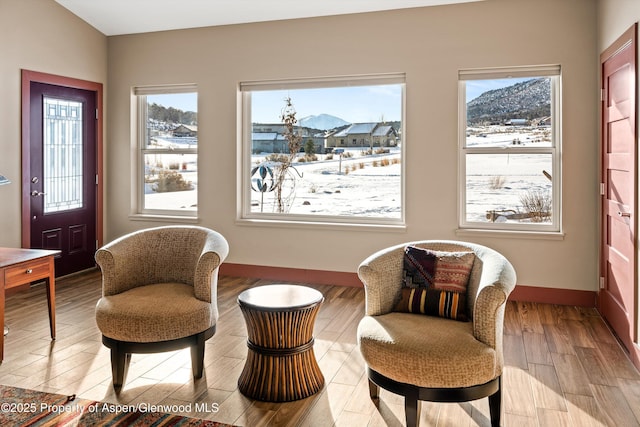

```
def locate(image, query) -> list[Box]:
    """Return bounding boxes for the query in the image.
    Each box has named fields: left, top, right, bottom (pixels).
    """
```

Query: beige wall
left=0, top=0, right=601, bottom=294
left=597, top=0, right=639, bottom=52
left=0, top=0, right=107, bottom=246
left=106, top=0, right=598, bottom=293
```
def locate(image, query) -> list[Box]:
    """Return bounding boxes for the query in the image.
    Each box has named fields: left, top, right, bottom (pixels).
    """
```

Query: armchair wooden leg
left=190, top=331, right=206, bottom=379
left=368, top=378, right=380, bottom=399
left=110, top=346, right=131, bottom=391
left=404, top=393, right=421, bottom=427
left=488, top=375, right=502, bottom=427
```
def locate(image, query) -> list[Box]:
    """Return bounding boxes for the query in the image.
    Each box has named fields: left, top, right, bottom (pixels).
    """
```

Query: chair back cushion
left=96, top=226, right=225, bottom=296
left=121, top=227, right=208, bottom=287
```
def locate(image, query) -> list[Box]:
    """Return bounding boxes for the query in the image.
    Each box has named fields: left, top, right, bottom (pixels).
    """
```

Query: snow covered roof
left=173, top=124, right=197, bottom=132
left=252, top=132, right=278, bottom=140
left=348, top=123, right=378, bottom=134
left=333, top=122, right=378, bottom=137
left=372, top=125, right=394, bottom=137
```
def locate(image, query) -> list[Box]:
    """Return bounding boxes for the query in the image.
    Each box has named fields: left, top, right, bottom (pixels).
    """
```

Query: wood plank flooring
left=1, top=270, right=639, bottom=426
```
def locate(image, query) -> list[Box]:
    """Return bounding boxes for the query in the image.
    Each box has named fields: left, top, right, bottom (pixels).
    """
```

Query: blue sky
left=250, top=85, right=403, bottom=123
left=148, top=78, right=532, bottom=120
left=148, top=85, right=402, bottom=123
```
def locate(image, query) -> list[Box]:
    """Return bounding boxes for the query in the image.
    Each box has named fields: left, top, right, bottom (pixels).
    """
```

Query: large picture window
left=239, top=74, right=405, bottom=226
left=134, top=85, right=197, bottom=217
left=459, top=66, right=561, bottom=233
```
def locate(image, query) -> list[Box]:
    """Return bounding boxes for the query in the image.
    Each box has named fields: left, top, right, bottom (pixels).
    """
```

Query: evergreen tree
left=304, top=139, right=315, bottom=156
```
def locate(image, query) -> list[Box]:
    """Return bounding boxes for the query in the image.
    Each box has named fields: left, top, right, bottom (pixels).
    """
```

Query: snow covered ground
left=249, top=149, right=402, bottom=218
left=465, top=126, right=553, bottom=223
left=143, top=126, right=553, bottom=224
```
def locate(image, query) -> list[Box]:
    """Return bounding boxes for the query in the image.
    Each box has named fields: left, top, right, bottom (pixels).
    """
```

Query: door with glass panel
left=28, top=82, right=97, bottom=277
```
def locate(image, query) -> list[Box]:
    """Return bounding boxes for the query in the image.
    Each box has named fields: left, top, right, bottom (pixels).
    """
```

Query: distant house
left=172, top=124, right=197, bottom=137
left=326, top=122, right=399, bottom=148
left=251, top=125, right=327, bottom=154
left=252, top=132, right=287, bottom=153
left=535, top=116, right=552, bottom=126
left=253, top=123, right=287, bottom=134
left=505, top=119, right=528, bottom=126
left=251, top=122, right=399, bottom=153
left=372, top=125, right=399, bottom=147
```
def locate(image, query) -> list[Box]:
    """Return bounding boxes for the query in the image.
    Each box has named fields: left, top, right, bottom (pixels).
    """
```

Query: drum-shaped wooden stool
left=237, top=284, right=325, bottom=402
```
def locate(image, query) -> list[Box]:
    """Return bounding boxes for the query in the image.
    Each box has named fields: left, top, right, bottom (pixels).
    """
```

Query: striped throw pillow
left=394, top=287, right=468, bottom=321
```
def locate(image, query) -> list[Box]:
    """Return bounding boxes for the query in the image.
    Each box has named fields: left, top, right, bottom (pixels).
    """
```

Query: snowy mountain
left=299, top=114, right=350, bottom=130
left=467, top=78, right=550, bottom=125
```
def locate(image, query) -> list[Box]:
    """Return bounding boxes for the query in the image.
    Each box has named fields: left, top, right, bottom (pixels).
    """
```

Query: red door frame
left=21, top=70, right=104, bottom=255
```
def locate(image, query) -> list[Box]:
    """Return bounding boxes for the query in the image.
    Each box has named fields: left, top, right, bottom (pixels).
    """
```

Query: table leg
left=0, top=283, right=5, bottom=362
left=46, top=275, right=56, bottom=340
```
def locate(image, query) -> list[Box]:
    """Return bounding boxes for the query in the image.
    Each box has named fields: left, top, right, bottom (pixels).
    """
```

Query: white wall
left=105, top=0, right=598, bottom=292
left=0, top=0, right=107, bottom=246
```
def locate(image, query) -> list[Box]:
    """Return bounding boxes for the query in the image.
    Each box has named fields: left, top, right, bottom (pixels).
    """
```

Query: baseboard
left=220, top=263, right=362, bottom=287
left=631, top=343, right=640, bottom=372
left=508, top=284, right=596, bottom=307
left=220, top=264, right=598, bottom=307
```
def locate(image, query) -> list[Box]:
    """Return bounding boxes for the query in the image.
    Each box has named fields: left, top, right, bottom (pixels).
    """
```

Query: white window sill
left=455, top=228, right=565, bottom=240
left=129, top=213, right=199, bottom=224
left=236, top=217, right=407, bottom=233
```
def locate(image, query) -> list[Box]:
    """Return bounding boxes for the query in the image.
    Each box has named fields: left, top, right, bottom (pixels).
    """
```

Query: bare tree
left=273, top=97, right=303, bottom=213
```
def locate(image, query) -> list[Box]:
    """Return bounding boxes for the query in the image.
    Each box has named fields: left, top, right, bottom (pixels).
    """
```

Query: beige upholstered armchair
left=95, top=226, right=229, bottom=391
left=357, top=240, right=516, bottom=427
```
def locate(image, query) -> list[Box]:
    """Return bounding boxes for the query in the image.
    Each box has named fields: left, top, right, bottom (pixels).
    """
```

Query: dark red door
left=28, top=82, right=97, bottom=277
left=600, top=24, right=638, bottom=366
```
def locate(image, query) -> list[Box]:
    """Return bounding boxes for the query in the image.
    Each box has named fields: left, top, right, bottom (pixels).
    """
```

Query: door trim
left=21, top=70, right=104, bottom=254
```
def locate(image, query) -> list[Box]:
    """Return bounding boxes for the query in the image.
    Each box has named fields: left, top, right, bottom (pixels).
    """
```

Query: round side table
left=237, top=284, right=325, bottom=402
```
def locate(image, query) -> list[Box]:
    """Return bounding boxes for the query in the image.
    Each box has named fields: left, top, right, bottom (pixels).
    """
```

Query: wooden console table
left=0, top=247, right=59, bottom=362
left=237, top=284, right=325, bottom=402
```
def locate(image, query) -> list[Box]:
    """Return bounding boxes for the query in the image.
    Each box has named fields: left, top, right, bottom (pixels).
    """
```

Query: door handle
left=618, top=211, right=631, bottom=218
left=30, top=190, right=46, bottom=197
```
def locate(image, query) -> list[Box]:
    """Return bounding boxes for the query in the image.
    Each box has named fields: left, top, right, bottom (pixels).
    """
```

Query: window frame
left=133, top=84, right=198, bottom=219
left=458, top=65, right=562, bottom=233
left=237, top=74, right=406, bottom=229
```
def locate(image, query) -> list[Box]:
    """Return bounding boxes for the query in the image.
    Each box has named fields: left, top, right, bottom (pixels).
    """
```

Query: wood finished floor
left=1, top=269, right=639, bottom=426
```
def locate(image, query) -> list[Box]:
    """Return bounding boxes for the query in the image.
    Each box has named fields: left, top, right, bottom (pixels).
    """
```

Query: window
left=458, top=66, right=561, bottom=232
left=134, top=85, right=197, bottom=217
left=239, top=74, right=405, bottom=226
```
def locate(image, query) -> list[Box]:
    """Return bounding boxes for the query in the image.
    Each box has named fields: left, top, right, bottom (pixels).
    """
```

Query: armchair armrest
left=358, top=243, right=407, bottom=316
left=95, top=233, right=152, bottom=296
left=193, top=230, right=229, bottom=303
left=471, top=251, right=516, bottom=374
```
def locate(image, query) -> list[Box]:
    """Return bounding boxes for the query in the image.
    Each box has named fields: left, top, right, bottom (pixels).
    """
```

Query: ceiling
left=55, top=0, right=482, bottom=36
